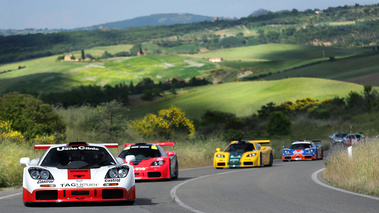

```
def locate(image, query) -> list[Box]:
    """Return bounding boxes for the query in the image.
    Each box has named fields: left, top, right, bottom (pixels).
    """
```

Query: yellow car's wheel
left=267, top=153, right=273, bottom=167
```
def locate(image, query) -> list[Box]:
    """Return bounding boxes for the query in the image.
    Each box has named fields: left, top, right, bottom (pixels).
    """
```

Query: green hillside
left=128, top=78, right=364, bottom=120
left=0, top=43, right=375, bottom=95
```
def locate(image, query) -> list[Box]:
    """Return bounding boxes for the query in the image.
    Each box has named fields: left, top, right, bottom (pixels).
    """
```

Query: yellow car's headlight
left=247, top=153, right=256, bottom=157
left=216, top=154, right=225, bottom=158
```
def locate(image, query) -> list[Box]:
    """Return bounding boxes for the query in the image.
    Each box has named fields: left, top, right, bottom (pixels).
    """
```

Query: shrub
left=0, top=92, right=66, bottom=141
left=130, top=106, right=195, bottom=139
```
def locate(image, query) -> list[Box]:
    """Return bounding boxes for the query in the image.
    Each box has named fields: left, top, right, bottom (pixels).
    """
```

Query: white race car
left=20, top=142, right=136, bottom=206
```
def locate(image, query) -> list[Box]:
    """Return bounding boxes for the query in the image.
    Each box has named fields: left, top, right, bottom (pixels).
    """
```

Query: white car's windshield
left=40, top=146, right=116, bottom=169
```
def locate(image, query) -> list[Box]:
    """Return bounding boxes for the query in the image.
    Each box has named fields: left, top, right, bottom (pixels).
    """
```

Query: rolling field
left=262, top=53, right=379, bottom=84
left=183, top=44, right=365, bottom=62
left=182, top=44, right=372, bottom=76
left=127, top=78, right=364, bottom=120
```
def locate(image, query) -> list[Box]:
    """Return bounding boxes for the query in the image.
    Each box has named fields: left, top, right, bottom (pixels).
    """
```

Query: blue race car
left=282, top=140, right=323, bottom=161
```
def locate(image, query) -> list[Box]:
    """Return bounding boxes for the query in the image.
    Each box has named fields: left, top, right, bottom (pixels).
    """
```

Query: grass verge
left=323, top=140, right=379, bottom=196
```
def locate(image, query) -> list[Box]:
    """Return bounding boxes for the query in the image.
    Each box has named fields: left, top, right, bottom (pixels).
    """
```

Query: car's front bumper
left=214, top=157, right=259, bottom=168
left=282, top=154, right=316, bottom=161
left=23, top=186, right=135, bottom=203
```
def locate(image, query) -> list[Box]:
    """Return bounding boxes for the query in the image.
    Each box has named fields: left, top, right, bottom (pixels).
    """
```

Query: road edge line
left=312, top=168, right=379, bottom=201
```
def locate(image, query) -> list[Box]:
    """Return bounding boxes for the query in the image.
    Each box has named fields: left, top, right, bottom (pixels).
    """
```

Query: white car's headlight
left=247, top=153, right=256, bottom=157
left=216, top=154, right=225, bottom=158
left=283, top=150, right=291, bottom=154
left=306, top=149, right=315, bottom=153
left=118, top=168, right=128, bottom=178
left=28, top=168, right=54, bottom=180
left=151, top=160, right=165, bottom=166
left=105, top=166, right=129, bottom=179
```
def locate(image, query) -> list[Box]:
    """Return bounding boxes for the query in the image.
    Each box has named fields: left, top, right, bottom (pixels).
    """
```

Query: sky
left=1, top=0, right=378, bottom=29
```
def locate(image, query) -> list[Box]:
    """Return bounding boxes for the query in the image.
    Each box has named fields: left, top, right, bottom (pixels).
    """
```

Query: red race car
left=118, top=142, right=178, bottom=180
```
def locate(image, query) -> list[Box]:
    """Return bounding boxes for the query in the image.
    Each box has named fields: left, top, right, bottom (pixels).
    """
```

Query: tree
left=130, top=106, right=195, bottom=139
left=81, top=49, right=85, bottom=59
left=266, top=111, right=291, bottom=135
left=56, top=55, right=64, bottom=61
left=81, top=100, right=127, bottom=142
left=102, top=51, right=112, bottom=59
left=363, top=85, right=376, bottom=113
left=0, top=92, right=66, bottom=141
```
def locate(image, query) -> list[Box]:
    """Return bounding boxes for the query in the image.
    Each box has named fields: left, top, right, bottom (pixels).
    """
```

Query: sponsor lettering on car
left=104, top=178, right=121, bottom=182
left=57, top=146, right=99, bottom=151
left=59, top=183, right=100, bottom=188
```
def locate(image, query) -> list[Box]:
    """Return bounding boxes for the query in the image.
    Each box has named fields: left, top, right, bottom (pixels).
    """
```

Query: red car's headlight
left=151, top=160, right=165, bottom=166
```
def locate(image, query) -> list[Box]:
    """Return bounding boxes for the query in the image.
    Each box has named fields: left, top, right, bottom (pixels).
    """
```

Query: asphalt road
left=1, top=157, right=379, bottom=213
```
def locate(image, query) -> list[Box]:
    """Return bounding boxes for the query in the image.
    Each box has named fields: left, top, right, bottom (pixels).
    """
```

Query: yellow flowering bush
left=279, top=98, right=321, bottom=113
left=1, top=119, right=56, bottom=145
left=130, top=106, right=195, bottom=139
left=31, top=135, right=56, bottom=144
left=0, top=120, right=24, bottom=142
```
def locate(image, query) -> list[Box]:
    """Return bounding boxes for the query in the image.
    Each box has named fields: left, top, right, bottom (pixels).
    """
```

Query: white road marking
left=170, top=170, right=237, bottom=213
left=312, top=168, right=379, bottom=200
left=0, top=192, right=22, bottom=200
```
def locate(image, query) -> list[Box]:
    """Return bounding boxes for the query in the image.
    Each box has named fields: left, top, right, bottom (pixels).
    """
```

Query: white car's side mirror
left=125, top=155, right=136, bottom=163
left=116, top=157, right=125, bottom=164
left=20, top=157, right=31, bottom=165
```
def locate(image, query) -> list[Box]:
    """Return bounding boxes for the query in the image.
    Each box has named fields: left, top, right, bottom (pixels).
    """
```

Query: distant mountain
left=0, top=13, right=237, bottom=36
left=249, top=9, right=271, bottom=17
left=77, top=13, right=223, bottom=31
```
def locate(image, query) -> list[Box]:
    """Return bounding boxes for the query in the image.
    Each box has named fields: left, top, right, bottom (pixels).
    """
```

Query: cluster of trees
left=41, top=84, right=130, bottom=107
left=40, top=76, right=210, bottom=107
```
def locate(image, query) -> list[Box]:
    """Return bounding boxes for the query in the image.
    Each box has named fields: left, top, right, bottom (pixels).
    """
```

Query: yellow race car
left=213, top=140, right=273, bottom=169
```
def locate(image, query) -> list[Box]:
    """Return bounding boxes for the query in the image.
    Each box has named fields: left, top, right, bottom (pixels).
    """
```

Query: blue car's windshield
left=289, top=143, right=312, bottom=149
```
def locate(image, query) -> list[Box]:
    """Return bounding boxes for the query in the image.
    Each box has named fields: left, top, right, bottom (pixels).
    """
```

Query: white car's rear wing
left=34, top=142, right=119, bottom=149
